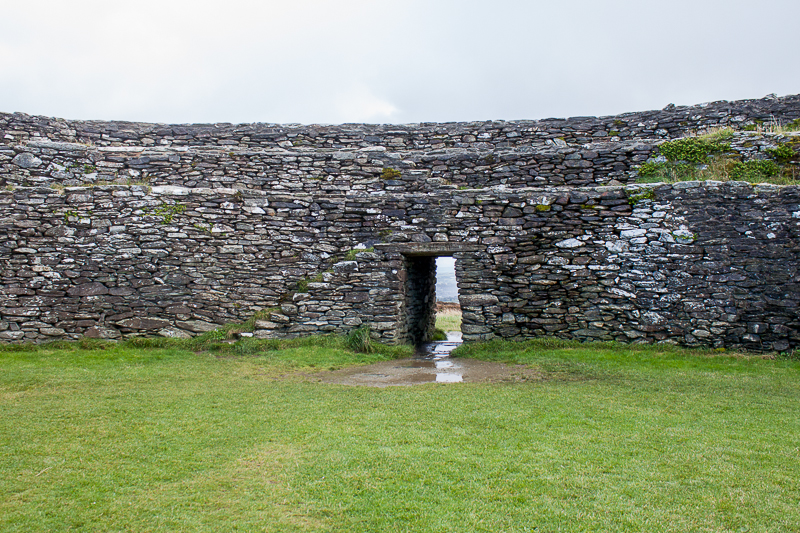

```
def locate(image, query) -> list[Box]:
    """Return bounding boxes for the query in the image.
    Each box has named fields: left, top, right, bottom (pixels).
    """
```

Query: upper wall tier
left=3, top=94, right=799, bottom=151
left=2, top=131, right=797, bottom=192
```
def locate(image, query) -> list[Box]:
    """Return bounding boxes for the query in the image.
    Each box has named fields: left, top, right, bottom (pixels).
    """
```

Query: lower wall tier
left=1, top=182, right=798, bottom=351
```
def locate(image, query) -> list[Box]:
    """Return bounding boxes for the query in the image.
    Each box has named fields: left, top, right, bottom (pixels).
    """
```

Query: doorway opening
left=401, top=254, right=461, bottom=345
left=375, top=242, right=477, bottom=346
left=434, top=257, right=462, bottom=336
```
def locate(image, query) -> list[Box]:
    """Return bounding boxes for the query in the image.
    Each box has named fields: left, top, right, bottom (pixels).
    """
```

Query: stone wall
left=3, top=94, right=799, bottom=150
left=1, top=182, right=798, bottom=351
left=2, top=94, right=799, bottom=350
left=0, top=140, right=656, bottom=191
left=3, top=133, right=797, bottom=194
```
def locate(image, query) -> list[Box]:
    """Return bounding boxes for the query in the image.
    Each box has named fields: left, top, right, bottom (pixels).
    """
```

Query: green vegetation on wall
left=637, top=131, right=799, bottom=186
left=656, top=136, right=732, bottom=164
left=381, top=167, right=402, bottom=180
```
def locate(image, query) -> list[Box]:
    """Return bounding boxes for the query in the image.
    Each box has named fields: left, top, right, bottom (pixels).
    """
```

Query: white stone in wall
left=620, top=228, right=647, bottom=239
left=555, top=238, right=583, bottom=248
left=609, top=288, right=637, bottom=299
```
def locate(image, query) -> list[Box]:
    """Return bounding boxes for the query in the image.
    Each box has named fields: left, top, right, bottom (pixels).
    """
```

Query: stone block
left=116, top=318, right=171, bottom=330
left=460, top=294, right=499, bottom=307
left=159, top=327, right=192, bottom=339
left=462, top=324, right=491, bottom=334
left=281, top=304, right=298, bottom=315
left=344, top=292, right=369, bottom=303
left=555, top=238, right=583, bottom=248
left=219, top=245, right=244, bottom=254
left=177, top=320, right=218, bottom=333
left=67, top=283, right=109, bottom=297
left=333, top=261, right=358, bottom=273
left=1, top=308, right=40, bottom=317
left=773, top=340, right=790, bottom=352
left=84, top=326, right=121, bottom=339
left=12, top=153, right=43, bottom=168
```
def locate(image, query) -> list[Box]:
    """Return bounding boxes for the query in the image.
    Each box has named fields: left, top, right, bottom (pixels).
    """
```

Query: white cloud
left=335, top=86, right=399, bottom=124
left=0, top=0, right=798, bottom=123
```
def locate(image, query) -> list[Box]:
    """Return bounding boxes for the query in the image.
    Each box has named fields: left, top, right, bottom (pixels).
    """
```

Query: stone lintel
left=374, top=242, right=482, bottom=256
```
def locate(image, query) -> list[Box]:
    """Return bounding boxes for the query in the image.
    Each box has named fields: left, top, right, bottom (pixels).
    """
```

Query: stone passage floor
left=315, top=332, right=543, bottom=387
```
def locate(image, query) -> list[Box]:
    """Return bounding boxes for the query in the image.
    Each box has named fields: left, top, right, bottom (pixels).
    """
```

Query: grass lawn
left=1, top=337, right=799, bottom=532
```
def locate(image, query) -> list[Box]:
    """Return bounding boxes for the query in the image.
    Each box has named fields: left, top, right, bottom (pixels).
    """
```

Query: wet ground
left=315, top=332, right=542, bottom=387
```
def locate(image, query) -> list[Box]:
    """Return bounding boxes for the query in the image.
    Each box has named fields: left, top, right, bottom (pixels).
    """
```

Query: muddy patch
left=313, top=332, right=542, bottom=387
left=314, top=358, right=543, bottom=387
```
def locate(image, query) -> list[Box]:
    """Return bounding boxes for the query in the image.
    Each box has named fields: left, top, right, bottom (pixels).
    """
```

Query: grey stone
left=773, top=340, right=790, bottom=352
left=67, top=282, right=109, bottom=297
left=219, top=245, right=244, bottom=254
left=460, top=294, right=499, bottom=307
left=159, top=327, right=192, bottom=339
left=116, top=318, right=171, bottom=330
left=280, top=304, right=298, bottom=315
left=0, top=94, right=798, bottom=352
left=178, top=320, right=218, bottom=333
left=620, top=229, right=647, bottom=239
left=555, top=238, right=583, bottom=248
left=40, top=327, right=66, bottom=336
left=12, top=153, right=43, bottom=168
left=333, top=261, right=358, bottom=273
left=84, top=326, right=121, bottom=339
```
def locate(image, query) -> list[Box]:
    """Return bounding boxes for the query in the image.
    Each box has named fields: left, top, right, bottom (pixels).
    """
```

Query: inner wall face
left=402, top=256, right=437, bottom=344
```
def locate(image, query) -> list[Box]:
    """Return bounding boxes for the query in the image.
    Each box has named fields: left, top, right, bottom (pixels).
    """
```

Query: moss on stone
left=381, top=168, right=401, bottom=179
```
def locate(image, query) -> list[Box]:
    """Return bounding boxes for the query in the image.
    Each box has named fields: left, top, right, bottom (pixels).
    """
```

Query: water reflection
left=436, top=372, right=463, bottom=383
left=416, top=331, right=463, bottom=383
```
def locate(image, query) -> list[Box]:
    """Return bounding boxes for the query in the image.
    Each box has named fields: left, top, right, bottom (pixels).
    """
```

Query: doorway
left=400, top=254, right=462, bottom=344
left=374, top=242, right=477, bottom=345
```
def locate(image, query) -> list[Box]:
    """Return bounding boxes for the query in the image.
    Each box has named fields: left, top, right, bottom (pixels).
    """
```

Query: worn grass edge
left=0, top=333, right=414, bottom=360
left=452, top=337, right=799, bottom=363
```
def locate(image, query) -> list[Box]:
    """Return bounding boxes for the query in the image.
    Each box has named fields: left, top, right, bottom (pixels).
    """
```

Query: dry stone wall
left=1, top=182, right=798, bottom=351
left=1, top=94, right=799, bottom=350
left=0, top=140, right=658, bottom=191
left=3, top=94, right=799, bottom=150
left=3, top=133, right=797, bottom=193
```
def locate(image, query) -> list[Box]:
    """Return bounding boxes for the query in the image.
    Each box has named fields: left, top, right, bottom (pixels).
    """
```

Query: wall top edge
left=2, top=94, right=798, bottom=131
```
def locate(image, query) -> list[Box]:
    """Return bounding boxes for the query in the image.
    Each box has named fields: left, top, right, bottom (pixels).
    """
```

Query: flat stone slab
left=374, top=242, right=482, bottom=256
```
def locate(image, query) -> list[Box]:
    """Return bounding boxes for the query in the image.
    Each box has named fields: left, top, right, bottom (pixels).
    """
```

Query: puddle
left=416, top=331, right=464, bottom=383
left=315, top=331, right=542, bottom=387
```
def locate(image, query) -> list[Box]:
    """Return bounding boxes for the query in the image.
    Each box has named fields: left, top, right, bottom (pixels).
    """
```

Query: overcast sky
left=2, top=1, right=798, bottom=125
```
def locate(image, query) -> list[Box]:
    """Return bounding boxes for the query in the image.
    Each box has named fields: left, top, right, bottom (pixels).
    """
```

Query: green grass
left=636, top=130, right=800, bottom=186
left=435, top=309, right=462, bottom=332
left=636, top=156, right=800, bottom=185
left=2, top=337, right=799, bottom=532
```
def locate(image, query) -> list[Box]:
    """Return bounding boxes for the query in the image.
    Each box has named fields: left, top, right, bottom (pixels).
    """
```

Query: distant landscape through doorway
left=435, top=257, right=458, bottom=303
